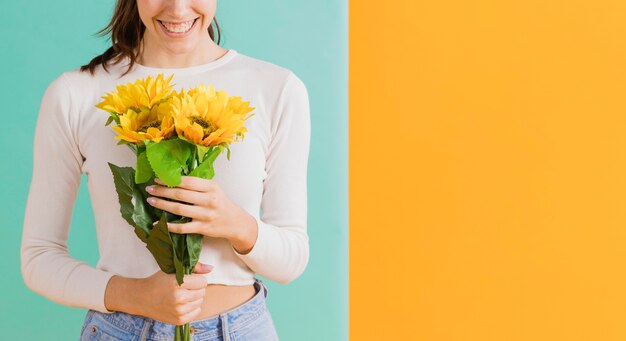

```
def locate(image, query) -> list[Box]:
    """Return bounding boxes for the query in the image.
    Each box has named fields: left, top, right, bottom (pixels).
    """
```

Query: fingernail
left=146, top=186, right=154, bottom=193
left=155, top=178, right=162, bottom=184
left=147, top=197, right=156, bottom=205
left=204, top=263, right=214, bottom=271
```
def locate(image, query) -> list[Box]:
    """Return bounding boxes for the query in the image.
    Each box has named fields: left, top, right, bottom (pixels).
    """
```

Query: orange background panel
left=350, top=1, right=626, bottom=340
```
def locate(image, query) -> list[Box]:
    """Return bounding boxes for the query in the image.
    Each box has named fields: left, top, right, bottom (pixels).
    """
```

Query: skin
left=147, top=176, right=259, bottom=255
left=136, top=0, right=229, bottom=68
left=104, top=0, right=258, bottom=325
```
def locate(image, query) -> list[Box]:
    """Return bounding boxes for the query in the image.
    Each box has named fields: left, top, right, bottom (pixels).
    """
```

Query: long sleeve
left=233, top=72, right=311, bottom=284
left=20, top=73, right=116, bottom=314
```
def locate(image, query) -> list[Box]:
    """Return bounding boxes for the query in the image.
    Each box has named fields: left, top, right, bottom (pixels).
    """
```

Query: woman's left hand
left=145, top=176, right=258, bottom=254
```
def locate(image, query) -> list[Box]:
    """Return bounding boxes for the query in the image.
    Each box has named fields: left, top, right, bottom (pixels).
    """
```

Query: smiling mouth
left=157, top=17, right=199, bottom=34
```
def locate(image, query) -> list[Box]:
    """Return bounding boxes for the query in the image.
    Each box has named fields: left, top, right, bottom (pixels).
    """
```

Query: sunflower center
left=192, top=117, right=217, bottom=138
left=138, top=120, right=162, bottom=133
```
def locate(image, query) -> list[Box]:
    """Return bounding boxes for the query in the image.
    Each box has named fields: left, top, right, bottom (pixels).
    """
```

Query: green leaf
left=189, top=147, right=221, bottom=179
left=196, top=145, right=209, bottom=162
left=223, top=144, right=231, bottom=161
left=105, top=113, right=120, bottom=126
left=170, top=232, right=186, bottom=285
left=116, top=140, right=139, bottom=155
left=206, top=147, right=222, bottom=164
left=133, top=226, right=148, bottom=242
left=135, top=151, right=154, bottom=184
left=145, top=139, right=193, bottom=187
left=108, top=163, right=153, bottom=243
left=146, top=212, right=176, bottom=274
left=127, top=143, right=138, bottom=155
left=137, top=178, right=160, bottom=222
left=136, top=144, right=146, bottom=155
left=169, top=215, right=193, bottom=284
left=186, top=233, right=203, bottom=271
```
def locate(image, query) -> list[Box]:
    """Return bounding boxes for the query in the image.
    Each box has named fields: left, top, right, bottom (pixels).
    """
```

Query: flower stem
left=190, top=146, right=198, bottom=174
left=175, top=324, right=182, bottom=341
left=184, top=323, right=191, bottom=341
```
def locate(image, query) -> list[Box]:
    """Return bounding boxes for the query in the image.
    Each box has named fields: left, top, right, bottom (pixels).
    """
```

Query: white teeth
left=160, top=19, right=195, bottom=33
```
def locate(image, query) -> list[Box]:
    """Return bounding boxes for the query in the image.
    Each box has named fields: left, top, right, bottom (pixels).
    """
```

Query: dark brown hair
left=80, top=0, right=221, bottom=76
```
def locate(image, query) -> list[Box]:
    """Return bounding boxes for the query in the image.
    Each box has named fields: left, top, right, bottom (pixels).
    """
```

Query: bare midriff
left=192, top=283, right=257, bottom=321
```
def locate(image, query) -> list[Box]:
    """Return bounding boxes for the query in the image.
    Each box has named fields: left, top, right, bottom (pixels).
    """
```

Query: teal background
left=0, top=1, right=347, bottom=340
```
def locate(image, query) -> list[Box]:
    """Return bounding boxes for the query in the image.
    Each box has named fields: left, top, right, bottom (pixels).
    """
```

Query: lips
left=157, top=17, right=199, bottom=34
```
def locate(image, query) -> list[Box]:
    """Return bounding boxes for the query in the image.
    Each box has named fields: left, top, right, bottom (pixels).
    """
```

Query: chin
left=162, top=39, right=200, bottom=53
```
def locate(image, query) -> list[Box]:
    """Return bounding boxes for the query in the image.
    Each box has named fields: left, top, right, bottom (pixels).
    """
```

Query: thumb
left=192, top=262, right=214, bottom=274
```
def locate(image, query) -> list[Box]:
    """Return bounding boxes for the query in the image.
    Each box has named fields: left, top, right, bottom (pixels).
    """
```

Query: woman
left=20, top=0, right=311, bottom=340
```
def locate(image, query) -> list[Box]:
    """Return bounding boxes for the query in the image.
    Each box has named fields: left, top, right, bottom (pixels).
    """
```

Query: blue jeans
left=79, top=278, right=279, bottom=341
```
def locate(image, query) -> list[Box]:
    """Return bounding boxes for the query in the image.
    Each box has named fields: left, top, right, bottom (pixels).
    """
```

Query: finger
left=146, top=185, right=206, bottom=206
left=168, top=220, right=209, bottom=235
left=174, top=299, right=203, bottom=316
left=147, top=197, right=208, bottom=220
left=156, top=176, right=215, bottom=192
left=181, top=307, right=202, bottom=323
left=180, top=274, right=208, bottom=290
left=179, top=289, right=206, bottom=304
left=192, top=262, right=214, bottom=274
left=189, top=289, right=206, bottom=303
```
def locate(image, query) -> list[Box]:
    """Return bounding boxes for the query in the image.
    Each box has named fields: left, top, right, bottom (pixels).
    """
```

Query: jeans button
left=91, top=326, right=97, bottom=333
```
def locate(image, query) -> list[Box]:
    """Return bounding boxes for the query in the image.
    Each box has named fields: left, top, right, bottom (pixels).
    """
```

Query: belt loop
left=139, top=319, right=152, bottom=341
left=220, top=313, right=231, bottom=341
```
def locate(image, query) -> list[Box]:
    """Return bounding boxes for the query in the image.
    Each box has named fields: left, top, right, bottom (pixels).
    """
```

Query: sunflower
left=170, top=84, right=255, bottom=147
left=111, top=102, right=176, bottom=144
left=96, top=74, right=175, bottom=115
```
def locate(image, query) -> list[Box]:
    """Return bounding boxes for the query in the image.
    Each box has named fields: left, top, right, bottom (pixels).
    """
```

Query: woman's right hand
left=105, top=263, right=213, bottom=325
left=133, top=262, right=213, bottom=325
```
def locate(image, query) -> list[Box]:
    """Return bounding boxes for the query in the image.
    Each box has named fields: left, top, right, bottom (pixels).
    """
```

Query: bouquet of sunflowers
left=96, top=74, right=254, bottom=341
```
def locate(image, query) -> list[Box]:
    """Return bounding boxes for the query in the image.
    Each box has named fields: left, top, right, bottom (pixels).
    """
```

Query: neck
left=136, top=33, right=227, bottom=68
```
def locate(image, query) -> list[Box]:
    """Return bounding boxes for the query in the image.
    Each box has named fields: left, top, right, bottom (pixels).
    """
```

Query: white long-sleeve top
left=20, top=49, right=310, bottom=314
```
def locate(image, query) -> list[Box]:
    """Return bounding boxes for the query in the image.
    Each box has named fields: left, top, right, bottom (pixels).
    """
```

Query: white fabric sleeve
left=20, top=73, right=116, bottom=314
left=233, top=72, right=311, bottom=284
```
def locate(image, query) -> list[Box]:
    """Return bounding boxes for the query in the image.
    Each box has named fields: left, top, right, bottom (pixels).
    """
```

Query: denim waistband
left=89, top=278, right=269, bottom=340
